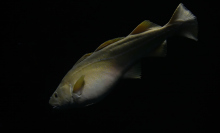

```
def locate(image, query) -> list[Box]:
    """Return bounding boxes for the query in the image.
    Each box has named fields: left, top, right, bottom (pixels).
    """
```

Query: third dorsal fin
left=94, top=37, right=124, bottom=52
left=129, top=20, right=161, bottom=35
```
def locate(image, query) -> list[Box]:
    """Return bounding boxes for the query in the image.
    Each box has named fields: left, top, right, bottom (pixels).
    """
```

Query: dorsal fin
left=94, top=37, right=124, bottom=52
left=74, top=53, right=93, bottom=65
left=74, top=37, right=124, bottom=65
left=129, top=20, right=161, bottom=35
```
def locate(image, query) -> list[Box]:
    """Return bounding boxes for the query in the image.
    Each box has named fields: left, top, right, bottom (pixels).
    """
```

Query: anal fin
left=148, top=40, right=167, bottom=57
left=123, top=63, right=141, bottom=79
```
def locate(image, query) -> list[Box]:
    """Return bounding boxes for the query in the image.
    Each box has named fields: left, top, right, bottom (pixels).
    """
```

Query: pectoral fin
left=73, top=75, right=85, bottom=95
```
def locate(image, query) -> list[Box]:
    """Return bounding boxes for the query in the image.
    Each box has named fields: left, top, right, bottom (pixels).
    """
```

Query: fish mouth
left=53, top=106, right=58, bottom=109
left=49, top=99, right=60, bottom=109
left=51, top=104, right=60, bottom=109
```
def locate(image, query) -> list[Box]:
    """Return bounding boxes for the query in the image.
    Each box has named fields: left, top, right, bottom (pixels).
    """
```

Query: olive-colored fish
left=49, top=3, right=198, bottom=108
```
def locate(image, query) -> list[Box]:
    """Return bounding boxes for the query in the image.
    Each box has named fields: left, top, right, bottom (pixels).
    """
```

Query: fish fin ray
left=167, top=3, right=198, bottom=41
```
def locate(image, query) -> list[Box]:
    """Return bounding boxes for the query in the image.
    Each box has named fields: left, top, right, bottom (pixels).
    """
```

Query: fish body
left=49, top=3, right=198, bottom=108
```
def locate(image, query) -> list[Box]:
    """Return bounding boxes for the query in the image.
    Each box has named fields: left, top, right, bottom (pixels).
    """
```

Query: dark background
left=1, top=0, right=219, bottom=132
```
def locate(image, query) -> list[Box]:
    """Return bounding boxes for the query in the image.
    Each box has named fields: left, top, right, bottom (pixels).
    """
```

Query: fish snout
left=49, top=97, right=58, bottom=107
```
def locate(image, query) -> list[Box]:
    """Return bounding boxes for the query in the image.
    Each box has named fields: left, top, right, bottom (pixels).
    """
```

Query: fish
left=49, top=3, right=198, bottom=108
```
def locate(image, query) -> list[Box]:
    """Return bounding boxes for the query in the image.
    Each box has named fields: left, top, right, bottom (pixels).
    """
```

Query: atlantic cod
left=49, top=3, right=198, bottom=108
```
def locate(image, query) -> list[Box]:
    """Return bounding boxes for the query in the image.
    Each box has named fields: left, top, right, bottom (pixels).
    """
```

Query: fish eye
left=54, top=92, right=58, bottom=98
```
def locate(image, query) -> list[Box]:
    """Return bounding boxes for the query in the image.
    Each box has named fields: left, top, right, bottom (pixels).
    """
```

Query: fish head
left=49, top=75, right=85, bottom=108
left=49, top=82, right=75, bottom=109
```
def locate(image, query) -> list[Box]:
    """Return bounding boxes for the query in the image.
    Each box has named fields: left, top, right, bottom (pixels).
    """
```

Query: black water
left=1, top=1, right=218, bottom=132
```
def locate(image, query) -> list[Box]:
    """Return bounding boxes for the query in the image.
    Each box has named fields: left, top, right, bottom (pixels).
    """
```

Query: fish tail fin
left=167, top=3, right=198, bottom=41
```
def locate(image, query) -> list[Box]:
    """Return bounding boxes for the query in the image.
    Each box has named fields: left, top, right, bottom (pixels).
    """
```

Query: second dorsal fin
left=129, top=20, right=161, bottom=35
left=94, top=37, right=124, bottom=52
